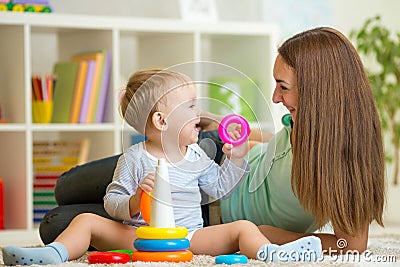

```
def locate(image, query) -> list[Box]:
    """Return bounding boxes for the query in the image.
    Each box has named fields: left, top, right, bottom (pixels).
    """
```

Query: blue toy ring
left=215, top=254, right=248, bottom=265
left=134, top=238, right=190, bottom=252
left=218, top=114, right=250, bottom=146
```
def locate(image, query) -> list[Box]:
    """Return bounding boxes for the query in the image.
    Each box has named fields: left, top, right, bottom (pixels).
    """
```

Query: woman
left=220, top=27, right=385, bottom=253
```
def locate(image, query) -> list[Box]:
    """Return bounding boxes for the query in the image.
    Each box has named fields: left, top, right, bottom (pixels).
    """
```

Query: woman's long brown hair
left=278, top=27, right=385, bottom=236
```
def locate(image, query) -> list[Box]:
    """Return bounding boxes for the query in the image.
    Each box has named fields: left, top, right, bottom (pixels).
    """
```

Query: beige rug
left=1, top=233, right=399, bottom=266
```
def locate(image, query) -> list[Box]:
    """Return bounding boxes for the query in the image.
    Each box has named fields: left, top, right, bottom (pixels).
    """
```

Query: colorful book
left=79, top=60, right=96, bottom=123
left=95, top=50, right=112, bottom=123
left=69, top=60, right=88, bottom=123
left=71, top=51, right=105, bottom=123
left=51, top=61, right=80, bottom=123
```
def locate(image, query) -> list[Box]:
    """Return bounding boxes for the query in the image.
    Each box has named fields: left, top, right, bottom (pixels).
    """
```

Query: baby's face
left=163, top=84, right=202, bottom=146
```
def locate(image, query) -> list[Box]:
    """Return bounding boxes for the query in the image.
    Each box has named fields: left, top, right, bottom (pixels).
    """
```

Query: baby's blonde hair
left=120, top=69, right=192, bottom=134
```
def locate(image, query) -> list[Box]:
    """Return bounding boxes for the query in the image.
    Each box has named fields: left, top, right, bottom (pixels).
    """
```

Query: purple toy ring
left=218, top=114, right=250, bottom=146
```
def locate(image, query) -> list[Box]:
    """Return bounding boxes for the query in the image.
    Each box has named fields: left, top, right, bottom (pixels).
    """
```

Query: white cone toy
left=132, top=158, right=193, bottom=262
left=150, top=158, right=175, bottom=228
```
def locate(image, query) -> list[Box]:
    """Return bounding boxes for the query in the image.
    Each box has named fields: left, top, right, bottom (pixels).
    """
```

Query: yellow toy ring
left=136, top=226, right=188, bottom=240
left=132, top=250, right=193, bottom=262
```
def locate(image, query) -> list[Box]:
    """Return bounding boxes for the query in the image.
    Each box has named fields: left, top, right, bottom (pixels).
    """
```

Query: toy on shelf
left=32, top=139, right=90, bottom=225
left=0, top=0, right=52, bottom=13
left=132, top=158, right=193, bottom=263
left=218, top=114, right=250, bottom=146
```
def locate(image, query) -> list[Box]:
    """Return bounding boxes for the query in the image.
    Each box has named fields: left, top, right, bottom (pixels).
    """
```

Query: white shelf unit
left=0, top=12, right=278, bottom=243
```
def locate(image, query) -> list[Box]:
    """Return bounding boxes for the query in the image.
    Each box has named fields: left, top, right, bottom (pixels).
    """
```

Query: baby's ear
left=151, top=111, right=167, bottom=131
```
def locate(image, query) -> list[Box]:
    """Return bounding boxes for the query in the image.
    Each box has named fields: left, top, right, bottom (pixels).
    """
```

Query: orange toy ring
left=140, top=191, right=152, bottom=224
left=132, top=250, right=193, bottom=262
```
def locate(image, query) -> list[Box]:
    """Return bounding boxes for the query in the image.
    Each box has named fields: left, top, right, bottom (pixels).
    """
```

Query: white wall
left=51, top=0, right=400, bottom=38
left=50, top=0, right=263, bottom=21
left=332, top=0, right=400, bottom=35
left=261, top=0, right=400, bottom=40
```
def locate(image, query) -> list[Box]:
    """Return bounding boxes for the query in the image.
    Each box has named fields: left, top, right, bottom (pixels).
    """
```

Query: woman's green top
left=220, top=125, right=316, bottom=233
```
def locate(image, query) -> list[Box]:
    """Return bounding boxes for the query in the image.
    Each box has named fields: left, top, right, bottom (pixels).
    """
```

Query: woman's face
left=272, top=55, right=299, bottom=122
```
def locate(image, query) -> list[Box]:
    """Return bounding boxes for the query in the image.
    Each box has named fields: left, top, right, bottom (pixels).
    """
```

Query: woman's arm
left=198, top=111, right=223, bottom=131
left=258, top=224, right=369, bottom=253
left=249, top=129, right=273, bottom=144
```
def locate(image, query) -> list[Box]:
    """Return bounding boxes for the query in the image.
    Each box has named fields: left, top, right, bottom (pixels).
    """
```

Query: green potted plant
left=350, top=15, right=400, bottom=186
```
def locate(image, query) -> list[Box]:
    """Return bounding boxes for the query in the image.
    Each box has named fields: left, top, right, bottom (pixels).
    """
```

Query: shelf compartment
left=0, top=25, right=26, bottom=124
left=119, top=31, right=195, bottom=82
left=0, top=132, right=28, bottom=229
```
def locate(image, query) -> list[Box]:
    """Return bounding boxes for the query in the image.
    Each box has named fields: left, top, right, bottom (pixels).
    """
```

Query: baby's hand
left=138, top=173, right=155, bottom=194
left=222, top=124, right=250, bottom=160
left=130, top=173, right=155, bottom=218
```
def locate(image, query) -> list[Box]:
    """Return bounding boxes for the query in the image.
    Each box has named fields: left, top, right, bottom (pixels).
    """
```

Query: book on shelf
left=69, top=61, right=89, bottom=123
left=51, top=62, right=80, bottom=123
left=49, top=49, right=111, bottom=124
left=95, top=50, right=112, bottom=123
left=71, top=50, right=111, bottom=123
left=32, top=138, right=90, bottom=225
left=78, top=60, right=96, bottom=123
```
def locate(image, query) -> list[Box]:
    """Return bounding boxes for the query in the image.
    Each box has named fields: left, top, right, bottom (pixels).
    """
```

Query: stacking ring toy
left=108, top=249, right=133, bottom=258
left=136, top=226, right=188, bottom=239
left=88, top=251, right=130, bottom=264
left=215, top=254, right=248, bottom=265
left=282, top=113, right=292, bottom=126
left=218, top=114, right=250, bottom=146
left=132, top=250, right=193, bottom=262
left=134, top=238, right=190, bottom=252
left=140, top=191, right=152, bottom=224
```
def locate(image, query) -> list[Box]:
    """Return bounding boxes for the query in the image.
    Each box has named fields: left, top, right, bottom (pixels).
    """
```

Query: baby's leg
left=190, top=220, right=270, bottom=258
left=2, top=213, right=136, bottom=266
left=189, top=220, right=321, bottom=262
left=55, top=213, right=136, bottom=259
